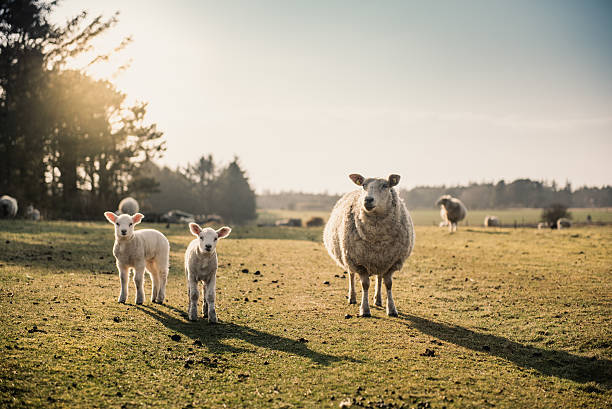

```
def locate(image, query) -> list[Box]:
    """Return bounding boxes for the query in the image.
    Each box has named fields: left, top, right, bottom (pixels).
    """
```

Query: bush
left=541, top=204, right=571, bottom=227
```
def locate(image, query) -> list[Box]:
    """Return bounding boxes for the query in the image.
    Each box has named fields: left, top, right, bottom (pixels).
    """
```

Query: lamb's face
left=104, top=212, right=144, bottom=240
left=189, top=224, right=232, bottom=253
left=349, top=174, right=400, bottom=214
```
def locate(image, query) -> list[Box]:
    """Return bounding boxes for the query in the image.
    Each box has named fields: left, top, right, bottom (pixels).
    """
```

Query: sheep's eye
left=116, top=223, right=119, bottom=226
left=129, top=223, right=133, bottom=226
left=382, top=184, right=388, bottom=189
left=214, top=237, right=218, bottom=241
left=200, top=237, right=203, bottom=240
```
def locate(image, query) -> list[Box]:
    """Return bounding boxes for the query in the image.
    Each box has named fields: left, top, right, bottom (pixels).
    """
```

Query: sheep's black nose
left=364, top=197, right=374, bottom=204
left=121, top=229, right=127, bottom=235
left=205, top=244, right=212, bottom=251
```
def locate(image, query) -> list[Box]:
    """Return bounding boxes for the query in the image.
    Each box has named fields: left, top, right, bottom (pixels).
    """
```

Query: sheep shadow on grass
left=397, top=313, right=612, bottom=389
left=136, top=304, right=353, bottom=366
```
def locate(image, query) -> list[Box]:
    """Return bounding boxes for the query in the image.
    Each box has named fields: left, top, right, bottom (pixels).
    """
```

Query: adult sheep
left=118, top=197, right=139, bottom=215
left=484, top=215, right=500, bottom=227
left=324, top=174, right=415, bottom=317
left=436, top=195, right=467, bottom=233
left=557, top=218, right=571, bottom=229
left=0, top=195, right=18, bottom=218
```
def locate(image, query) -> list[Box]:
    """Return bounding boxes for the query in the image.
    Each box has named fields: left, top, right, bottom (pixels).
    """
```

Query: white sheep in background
left=557, top=218, right=572, bottom=229
left=118, top=197, right=139, bottom=215
left=185, top=223, right=232, bottom=323
left=484, top=215, right=500, bottom=227
left=25, top=205, right=41, bottom=221
left=104, top=212, right=169, bottom=304
left=0, top=195, right=18, bottom=218
left=324, top=174, right=415, bottom=317
left=436, top=195, right=467, bottom=233
left=537, top=222, right=549, bottom=230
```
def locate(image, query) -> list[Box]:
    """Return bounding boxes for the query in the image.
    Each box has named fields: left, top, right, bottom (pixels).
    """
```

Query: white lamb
left=185, top=223, right=232, bottom=323
left=104, top=212, right=170, bottom=304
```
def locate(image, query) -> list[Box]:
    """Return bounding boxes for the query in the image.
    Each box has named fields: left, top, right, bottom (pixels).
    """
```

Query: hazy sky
left=51, top=0, right=612, bottom=194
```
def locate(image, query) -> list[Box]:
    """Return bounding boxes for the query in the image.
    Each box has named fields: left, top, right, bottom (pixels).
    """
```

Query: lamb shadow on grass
left=137, top=304, right=353, bottom=366
left=398, top=313, right=612, bottom=389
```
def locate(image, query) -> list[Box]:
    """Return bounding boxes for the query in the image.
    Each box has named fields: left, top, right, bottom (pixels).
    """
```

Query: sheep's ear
left=388, top=174, right=400, bottom=187
left=132, top=213, right=144, bottom=224
left=216, top=226, right=231, bottom=239
left=104, top=211, right=117, bottom=223
left=349, top=174, right=365, bottom=186
left=189, top=223, right=202, bottom=236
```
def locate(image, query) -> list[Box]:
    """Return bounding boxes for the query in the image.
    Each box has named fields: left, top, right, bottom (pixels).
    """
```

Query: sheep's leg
left=374, top=274, right=383, bottom=307
left=133, top=263, right=146, bottom=305
left=188, top=280, right=199, bottom=321
left=117, top=262, right=129, bottom=303
left=205, top=275, right=217, bottom=323
left=384, top=273, right=398, bottom=317
left=347, top=271, right=357, bottom=304
left=358, top=273, right=371, bottom=317
left=448, top=222, right=453, bottom=233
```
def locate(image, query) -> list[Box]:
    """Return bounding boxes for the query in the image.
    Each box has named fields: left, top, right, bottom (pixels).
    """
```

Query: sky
left=50, top=0, right=612, bottom=194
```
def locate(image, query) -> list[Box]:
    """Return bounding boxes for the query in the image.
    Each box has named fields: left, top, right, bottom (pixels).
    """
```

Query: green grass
left=258, top=208, right=612, bottom=227
left=0, top=220, right=611, bottom=408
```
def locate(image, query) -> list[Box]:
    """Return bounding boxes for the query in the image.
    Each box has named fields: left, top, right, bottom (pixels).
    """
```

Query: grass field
left=258, top=208, right=612, bottom=227
left=0, top=220, right=611, bottom=408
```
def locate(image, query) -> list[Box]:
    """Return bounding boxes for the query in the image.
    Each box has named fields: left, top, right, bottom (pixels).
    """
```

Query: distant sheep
left=436, top=195, right=467, bottom=233
left=275, top=218, right=302, bottom=227
left=557, top=218, right=571, bottom=229
left=324, top=174, right=415, bottom=317
left=0, top=195, right=18, bottom=218
left=104, top=212, right=169, bottom=304
left=118, top=197, right=139, bottom=215
left=306, top=216, right=325, bottom=227
left=484, top=215, right=500, bottom=227
left=185, top=223, right=231, bottom=322
left=537, top=222, right=549, bottom=230
left=25, top=205, right=41, bottom=221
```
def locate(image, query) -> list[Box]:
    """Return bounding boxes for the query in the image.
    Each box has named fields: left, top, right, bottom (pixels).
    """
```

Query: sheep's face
left=349, top=174, right=400, bottom=214
left=436, top=196, right=451, bottom=208
left=189, top=224, right=231, bottom=254
left=104, top=212, right=144, bottom=239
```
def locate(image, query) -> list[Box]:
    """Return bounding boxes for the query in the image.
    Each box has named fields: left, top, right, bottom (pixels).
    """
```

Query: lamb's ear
left=216, top=226, right=232, bottom=239
left=104, top=211, right=117, bottom=223
left=132, top=213, right=144, bottom=224
left=189, top=223, right=202, bottom=236
left=388, top=174, right=400, bottom=187
left=349, top=174, right=365, bottom=186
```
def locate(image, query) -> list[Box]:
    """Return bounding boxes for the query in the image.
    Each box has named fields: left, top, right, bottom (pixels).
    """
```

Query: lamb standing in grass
left=118, top=197, right=139, bottom=215
left=104, top=212, right=169, bottom=304
left=25, top=205, right=41, bottom=221
left=185, top=223, right=231, bottom=323
left=436, top=195, right=467, bottom=233
left=0, top=195, right=18, bottom=218
left=324, top=174, right=415, bottom=317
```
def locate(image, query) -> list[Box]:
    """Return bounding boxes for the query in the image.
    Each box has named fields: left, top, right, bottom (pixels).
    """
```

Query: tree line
left=0, top=1, right=257, bottom=224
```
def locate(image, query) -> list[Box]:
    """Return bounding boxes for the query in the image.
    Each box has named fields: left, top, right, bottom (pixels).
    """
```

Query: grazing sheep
left=557, top=218, right=571, bottom=229
left=324, top=174, right=415, bottom=317
left=25, top=205, right=41, bottom=221
left=104, top=212, right=169, bottom=304
left=537, top=222, right=549, bottom=230
left=306, top=216, right=325, bottom=227
left=436, top=195, right=467, bottom=233
left=0, top=195, right=18, bottom=218
left=185, top=223, right=232, bottom=323
left=118, top=197, right=139, bottom=215
left=484, top=215, right=500, bottom=227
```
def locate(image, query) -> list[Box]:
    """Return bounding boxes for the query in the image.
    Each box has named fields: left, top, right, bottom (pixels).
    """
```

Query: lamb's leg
left=448, top=222, right=453, bottom=233
left=188, top=280, right=199, bottom=321
left=205, top=275, right=217, bottom=323
left=348, top=271, right=357, bottom=304
left=117, top=262, right=129, bottom=303
left=133, top=263, right=146, bottom=305
left=147, top=262, right=159, bottom=303
left=358, top=273, right=371, bottom=317
left=384, top=273, right=398, bottom=317
left=201, top=284, right=208, bottom=318
left=156, top=260, right=168, bottom=304
left=374, top=274, right=383, bottom=307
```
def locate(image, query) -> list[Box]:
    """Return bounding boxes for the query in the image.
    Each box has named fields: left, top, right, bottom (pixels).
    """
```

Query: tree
left=212, top=158, right=256, bottom=224
left=541, top=203, right=571, bottom=227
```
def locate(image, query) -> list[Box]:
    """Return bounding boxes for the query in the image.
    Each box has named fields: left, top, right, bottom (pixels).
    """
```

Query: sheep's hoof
left=360, top=311, right=371, bottom=318
left=188, top=316, right=197, bottom=322
left=387, top=311, right=398, bottom=317
left=348, top=299, right=357, bottom=305
left=374, top=300, right=383, bottom=307
left=117, top=298, right=126, bottom=304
